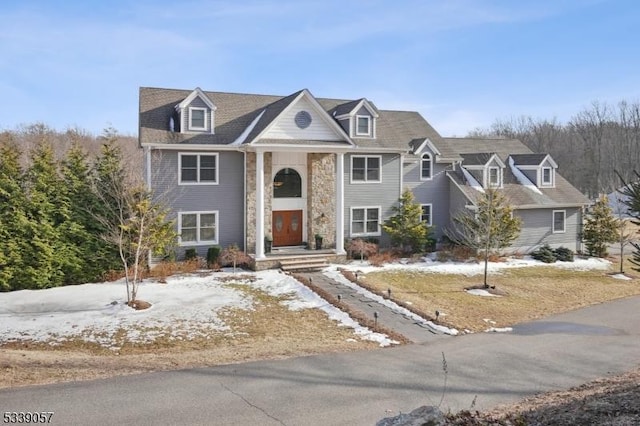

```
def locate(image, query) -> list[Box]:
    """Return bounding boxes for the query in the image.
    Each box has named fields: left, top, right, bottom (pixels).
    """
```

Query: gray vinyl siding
left=343, top=153, right=401, bottom=246
left=150, top=149, right=245, bottom=258
left=403, top=159, right=451, bottom=240
left=511, top=207, right=582, bottom=253
left=446, top=182, right=473, bottom=242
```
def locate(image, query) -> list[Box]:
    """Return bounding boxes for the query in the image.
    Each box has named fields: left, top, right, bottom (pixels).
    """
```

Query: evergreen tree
left=619, top=171, right=640, bottom=272
left=446, top=189, right=521, bottom=287
left=0, top=140, right=30, bottom=290
left=93, top=128, right=128, bottom=235
left=61, top=143, right=119, bottom=282
left=383, top=189, right=432, bottom=253
left=22, top=141, right=76, bottom=288
left=582, top=195, right=618, bottom=257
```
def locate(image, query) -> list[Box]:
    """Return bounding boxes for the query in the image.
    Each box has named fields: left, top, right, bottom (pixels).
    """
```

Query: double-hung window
left=421, top=154, right=432, bottom=180
left=179, top=211, right=218, bottom=245
left=488, top=167, right=500, bottom=187
left=351, top=207, right=380, bottom=236
left=552, top=210, right=566, bottom=233
left=179, top=153, right=218, bottom=184
left=542, top=167, right=553, bottom=186
left=421, top=204, right=432, bottom=226
left=351, top=155, right=381, bottom=183
left=355, top=115, right=371, bottom=136
left=189, top=107, right=207, bottom=130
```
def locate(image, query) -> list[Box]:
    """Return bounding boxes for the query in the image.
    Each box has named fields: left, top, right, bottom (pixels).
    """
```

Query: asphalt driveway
left=1, top=295, right=639, bottom=425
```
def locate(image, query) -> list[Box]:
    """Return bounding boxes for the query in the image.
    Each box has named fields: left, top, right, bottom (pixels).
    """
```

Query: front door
left=272, top=210, right=303, bottom=247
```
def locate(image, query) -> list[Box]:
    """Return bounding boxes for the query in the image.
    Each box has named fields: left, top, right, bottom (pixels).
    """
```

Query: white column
left=335, top=152, right=345, bottom=254
left=255, top=151, right=265, bottom=259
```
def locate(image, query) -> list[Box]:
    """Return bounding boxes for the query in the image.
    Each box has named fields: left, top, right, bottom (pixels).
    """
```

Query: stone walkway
left=300, top=271, right=449, bottom=344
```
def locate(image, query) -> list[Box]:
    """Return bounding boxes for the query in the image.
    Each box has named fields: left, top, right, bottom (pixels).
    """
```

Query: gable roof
left=444, top=137, right=588, bottom=208
left=510, top=153, right=557, bottom=167
left=176, top=87, right=217, bottom=111
left=246, top=89, right=353, bottom=145
left=139, top=87, right=446, bottom=152
left=332, top=98, right=379, bottom=119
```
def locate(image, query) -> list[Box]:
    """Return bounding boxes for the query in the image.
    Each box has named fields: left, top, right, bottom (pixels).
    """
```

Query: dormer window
left=356, top=115, right=371, bottom=136
left=189, top=107, right=207, bottom=131
left=488, top=166, right=501, bottom=187
left=176, top=88, right=217, bottom=135
left=542, top=167, right=553, bottom=186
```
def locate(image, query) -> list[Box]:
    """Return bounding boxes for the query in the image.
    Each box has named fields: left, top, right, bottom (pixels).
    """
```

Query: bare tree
left=445, top=189, right=521, bottom=288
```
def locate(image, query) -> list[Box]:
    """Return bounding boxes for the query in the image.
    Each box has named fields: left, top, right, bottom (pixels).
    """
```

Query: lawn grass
left=360, top=257, right=640, bottom=332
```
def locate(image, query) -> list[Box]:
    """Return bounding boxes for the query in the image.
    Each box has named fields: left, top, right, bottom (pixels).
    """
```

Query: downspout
left=145, top=146, right=152, bottom=191
left=399, top=153, right=404, bottom=196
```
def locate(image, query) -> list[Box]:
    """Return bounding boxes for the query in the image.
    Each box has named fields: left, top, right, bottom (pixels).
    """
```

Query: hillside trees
left=0, top=126, right=174, bottom=292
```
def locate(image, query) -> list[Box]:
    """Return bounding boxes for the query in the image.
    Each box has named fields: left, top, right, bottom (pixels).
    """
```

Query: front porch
left=246, top=149, right=347, bottom=262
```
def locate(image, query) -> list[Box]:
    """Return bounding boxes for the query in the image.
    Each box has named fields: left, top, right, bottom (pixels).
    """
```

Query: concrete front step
left=280, top=258, right=328, bottom=272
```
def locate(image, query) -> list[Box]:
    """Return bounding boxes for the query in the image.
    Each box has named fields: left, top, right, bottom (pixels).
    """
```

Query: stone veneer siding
left=246, top=152, right=273, bottom=254
left=307, top=153, right=336, bottom=248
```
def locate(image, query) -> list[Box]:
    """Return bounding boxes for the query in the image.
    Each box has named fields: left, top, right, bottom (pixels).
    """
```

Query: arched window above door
left=273, top=168, right=302, bottom=198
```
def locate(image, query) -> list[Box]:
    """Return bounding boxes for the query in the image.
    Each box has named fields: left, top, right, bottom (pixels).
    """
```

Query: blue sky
left=1, top=0, right=638, bottom=137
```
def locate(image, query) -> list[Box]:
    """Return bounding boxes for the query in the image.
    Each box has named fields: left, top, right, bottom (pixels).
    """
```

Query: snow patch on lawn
left=342, top=255, right=611, bottom=276
left=466, top=289, right=501, bottom=297
left=610, top=273, right=633, bottom=280
left=0, top=270, right=396, bottom=349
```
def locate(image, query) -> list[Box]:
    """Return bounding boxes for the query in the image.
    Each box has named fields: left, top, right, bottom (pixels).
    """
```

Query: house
left=139, top=87, right=589, bottom=268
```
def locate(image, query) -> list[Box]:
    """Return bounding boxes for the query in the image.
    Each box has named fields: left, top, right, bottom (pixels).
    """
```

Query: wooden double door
left=272, top=210, right=303, bottom=247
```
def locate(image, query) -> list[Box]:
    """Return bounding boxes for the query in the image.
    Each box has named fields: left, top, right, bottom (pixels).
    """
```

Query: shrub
left=207, top=245, right=221, bottom=268
left=368, top=251, right=399, bottom=267
left=437, top=244, right=477, bottom=262
left=554, top=246, right=574, bottom=262
left=219, top=244, right=251, bottom=272
left=531, top=244, right=557, bottom=263
left=348, top=238, right=378, bottom=260
left=184, top=248, right=197, bottom=261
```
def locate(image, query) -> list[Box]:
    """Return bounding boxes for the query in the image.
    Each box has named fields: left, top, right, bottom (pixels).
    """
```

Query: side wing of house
left=511, top=207, right=582, bottom=252
left=439, top=138, right=589, bottom=253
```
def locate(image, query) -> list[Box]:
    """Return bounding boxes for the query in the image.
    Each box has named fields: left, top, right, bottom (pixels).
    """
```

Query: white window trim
left=350, top=155, right=382, bottom=184
left=420, top=153, right=433, bottom=181
left=421, top=203, right=433, bottom=226
left=355, top=115, right=372, bottom=136
left=552, top=210, right=566, bottom=234
left=541, top=167, right=554, bottom=186
left=488, top=166, right=501, bottom=188
left=188, top=107, right=207, bottom=131
left=178, top=152, right=219, bottom=185
left=178, top=211, right=219, bottom=246
left=350, top=206, right=381, bottom=237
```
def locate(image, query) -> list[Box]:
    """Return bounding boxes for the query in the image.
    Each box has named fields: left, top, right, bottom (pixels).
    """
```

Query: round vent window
left=294, top=111, right=312, bottom=129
